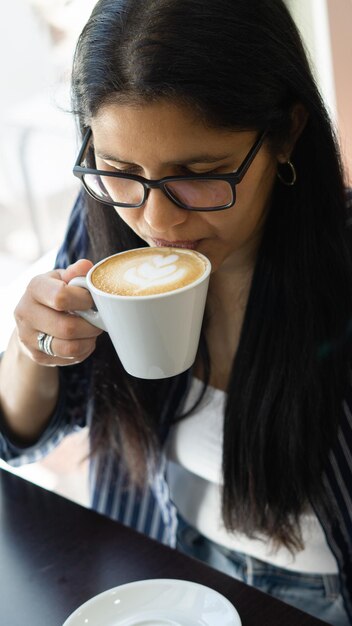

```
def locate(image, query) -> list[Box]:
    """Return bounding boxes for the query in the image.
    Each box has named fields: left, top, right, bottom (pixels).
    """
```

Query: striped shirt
left=1, top=191, right=351, bottom=621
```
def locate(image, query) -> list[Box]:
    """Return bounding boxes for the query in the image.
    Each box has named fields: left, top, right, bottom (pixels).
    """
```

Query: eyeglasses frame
left=73, top=127, right=267, bottom=212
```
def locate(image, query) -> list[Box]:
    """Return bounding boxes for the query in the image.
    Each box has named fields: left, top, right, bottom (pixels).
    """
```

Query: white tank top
left=166, top=377, right=338, bottom=574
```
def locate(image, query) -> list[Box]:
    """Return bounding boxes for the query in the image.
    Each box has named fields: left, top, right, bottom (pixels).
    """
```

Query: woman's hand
left=14, top=259, right=103, bottom=367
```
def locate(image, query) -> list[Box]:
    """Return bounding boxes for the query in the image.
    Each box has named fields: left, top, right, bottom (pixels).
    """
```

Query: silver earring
left=277, top=160, right=297, bottom=186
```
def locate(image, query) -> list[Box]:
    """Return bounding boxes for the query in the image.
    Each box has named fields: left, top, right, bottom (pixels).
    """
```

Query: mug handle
left=68, top=276, right=107, bottom=331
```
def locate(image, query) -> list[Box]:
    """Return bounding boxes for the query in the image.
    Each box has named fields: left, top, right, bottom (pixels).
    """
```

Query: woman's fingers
left=14, top=260, right=103, bottom=367
left=57, top=259, right=94, bottom=284
left=16, top=307, right=100, bottom=365
left=19, top=301, right=101, bottom=340
left=28, top=269, right=94, bottom=312
left=33, top=332, right=97, bottom=366
left=34, top=331, right=99, bottom=364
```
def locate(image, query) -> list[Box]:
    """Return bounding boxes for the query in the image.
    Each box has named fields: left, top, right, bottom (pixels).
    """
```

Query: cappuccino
left=91, top=247, right=207, bottom=296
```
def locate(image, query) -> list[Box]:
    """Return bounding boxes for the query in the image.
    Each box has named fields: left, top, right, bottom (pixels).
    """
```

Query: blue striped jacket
left=1, top=192, right=351, bottom=622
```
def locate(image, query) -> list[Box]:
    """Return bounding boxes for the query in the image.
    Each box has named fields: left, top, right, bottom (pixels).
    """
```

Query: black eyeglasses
left=73, top=128, right=266, bottom=212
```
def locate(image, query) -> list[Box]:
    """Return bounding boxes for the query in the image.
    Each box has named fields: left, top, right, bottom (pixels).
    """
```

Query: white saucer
left=63, top=578, right=242, bottom=625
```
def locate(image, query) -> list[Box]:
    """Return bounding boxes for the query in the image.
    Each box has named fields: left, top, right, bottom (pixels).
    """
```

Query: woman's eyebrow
left=95, top=150, right=232, bottom=165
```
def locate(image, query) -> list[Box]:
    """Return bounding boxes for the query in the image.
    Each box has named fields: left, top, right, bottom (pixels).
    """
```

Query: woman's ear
left=277, top=103, right=309, bottom=163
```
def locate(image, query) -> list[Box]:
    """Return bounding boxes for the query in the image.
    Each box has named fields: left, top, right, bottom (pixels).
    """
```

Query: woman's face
left=91, top=100, right=277, bottom=274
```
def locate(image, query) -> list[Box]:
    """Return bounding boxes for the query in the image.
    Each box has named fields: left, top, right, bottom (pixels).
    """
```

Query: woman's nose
left=143, top=188, right=188, bottom=232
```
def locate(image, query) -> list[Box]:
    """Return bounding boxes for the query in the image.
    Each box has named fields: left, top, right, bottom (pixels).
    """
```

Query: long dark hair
left=71, top=0, right=352, bottom=549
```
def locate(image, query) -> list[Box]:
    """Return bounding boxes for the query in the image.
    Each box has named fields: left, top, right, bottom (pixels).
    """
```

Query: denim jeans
left=176, top=517, right=350, bottom=626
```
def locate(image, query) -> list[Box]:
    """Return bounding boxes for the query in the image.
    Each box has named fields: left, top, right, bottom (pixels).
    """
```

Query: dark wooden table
left=0, top=467, right=328, bottom=626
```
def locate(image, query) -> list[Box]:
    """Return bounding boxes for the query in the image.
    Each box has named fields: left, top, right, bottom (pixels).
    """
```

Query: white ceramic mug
left=69, top=248, right=211, bottom=379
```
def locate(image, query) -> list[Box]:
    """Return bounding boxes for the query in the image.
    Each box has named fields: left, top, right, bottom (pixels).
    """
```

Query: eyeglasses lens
left=165, top=179, right=233, bottom=209
left=83, top=174, right=145, bottom=206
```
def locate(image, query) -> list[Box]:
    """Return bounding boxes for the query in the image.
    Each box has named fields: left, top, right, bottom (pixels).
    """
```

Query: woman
left=0, top=0, right=351, bottom=623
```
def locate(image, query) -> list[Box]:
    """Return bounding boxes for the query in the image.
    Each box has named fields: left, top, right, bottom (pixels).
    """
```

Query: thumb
left=57, top=259, right=94, bottom=284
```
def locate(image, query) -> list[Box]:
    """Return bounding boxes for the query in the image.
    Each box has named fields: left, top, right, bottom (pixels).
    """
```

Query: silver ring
left=37, top=332, right=55, bottom=357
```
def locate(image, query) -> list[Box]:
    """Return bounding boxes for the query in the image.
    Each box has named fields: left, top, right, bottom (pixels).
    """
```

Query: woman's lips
left=151, top=238, right=201, bottom=250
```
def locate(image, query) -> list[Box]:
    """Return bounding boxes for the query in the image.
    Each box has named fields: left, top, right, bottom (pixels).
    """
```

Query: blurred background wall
left=326, top=0, right=352, bottom=184
left=0, top=0, right=97, bottom=275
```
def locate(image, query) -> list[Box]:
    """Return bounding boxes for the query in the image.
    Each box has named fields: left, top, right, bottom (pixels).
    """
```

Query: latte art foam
left=91, top=247, right=207, bottom=296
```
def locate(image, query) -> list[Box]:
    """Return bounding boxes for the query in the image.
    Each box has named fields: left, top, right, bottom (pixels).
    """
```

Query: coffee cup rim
left=86, top=247, right=211, bottom=300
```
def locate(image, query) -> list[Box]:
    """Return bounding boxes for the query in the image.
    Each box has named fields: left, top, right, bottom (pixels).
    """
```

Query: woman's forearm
left=0, top=330, right=60, bottom=443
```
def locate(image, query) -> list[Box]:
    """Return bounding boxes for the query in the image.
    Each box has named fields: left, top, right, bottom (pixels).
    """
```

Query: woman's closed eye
left=95, top=155, right=233, bottom=177
left=109, top=165, right=142, bottom=175
left=177, top=165, right=223, bottom=176
left=95, top=158, right=140, bottom=175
